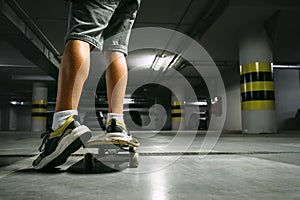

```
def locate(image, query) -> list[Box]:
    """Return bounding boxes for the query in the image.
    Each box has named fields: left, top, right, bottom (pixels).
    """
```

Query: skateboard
left=84, top=138, right=139, bottom=169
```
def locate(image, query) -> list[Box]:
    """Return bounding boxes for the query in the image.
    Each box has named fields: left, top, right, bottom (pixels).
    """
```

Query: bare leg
left=105, top=51, right=128, bottom=114
left=55, top=40, right=92, bottom=112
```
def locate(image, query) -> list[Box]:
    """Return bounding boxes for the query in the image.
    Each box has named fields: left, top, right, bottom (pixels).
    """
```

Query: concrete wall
left=220, top=65, right=242, bottom=131
left=274, top=69, right=300, bottom=131
left=14, top=106, right=32, bottom=131
left=0, top=105, right=32, bottom=131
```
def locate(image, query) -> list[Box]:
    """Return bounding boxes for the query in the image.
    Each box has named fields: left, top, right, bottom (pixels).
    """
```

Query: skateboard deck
left=84, top=138, right=139, bottom=169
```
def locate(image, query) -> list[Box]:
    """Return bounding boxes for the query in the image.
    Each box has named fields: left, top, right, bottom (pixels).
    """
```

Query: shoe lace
left=38, top=129, right=51, bottom=152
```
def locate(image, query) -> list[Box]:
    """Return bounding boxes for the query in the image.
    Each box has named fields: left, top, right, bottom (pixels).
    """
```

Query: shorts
left=65, top=0, right=141, bottom=55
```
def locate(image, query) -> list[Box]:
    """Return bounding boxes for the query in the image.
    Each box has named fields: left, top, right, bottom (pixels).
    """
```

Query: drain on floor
left=138, top=151, right=300, bottom=156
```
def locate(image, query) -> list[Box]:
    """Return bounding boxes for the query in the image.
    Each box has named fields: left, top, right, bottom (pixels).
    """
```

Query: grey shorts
left=65, top=0, right=141, bottom=55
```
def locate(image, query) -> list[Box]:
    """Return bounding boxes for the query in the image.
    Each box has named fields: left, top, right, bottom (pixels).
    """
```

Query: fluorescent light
left=127, top=54, right=156, bottom=70
left=190, top=101, right=207, bottom=106
left=10, top=101, right=17, bottom=105
left=10, top=101, right=24, bottom=106
left=273, top=65, right=300, bottom=69
left=151, top=55, right=175, bottom=71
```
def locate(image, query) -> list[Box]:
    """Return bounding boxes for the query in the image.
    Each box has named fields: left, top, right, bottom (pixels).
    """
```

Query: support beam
left=170, top=0, right=230, bottom=71
left=188, top=0, right=230, bottom=40
left=0, top=0, right=59, bottom=79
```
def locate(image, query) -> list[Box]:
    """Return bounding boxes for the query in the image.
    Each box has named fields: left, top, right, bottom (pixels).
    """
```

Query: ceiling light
left=151, top=55, right=175, bottom=71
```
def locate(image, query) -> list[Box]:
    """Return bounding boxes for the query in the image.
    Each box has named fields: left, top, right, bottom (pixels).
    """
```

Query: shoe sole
left=34, top=126, right=91, bottom=170
left=104, top=132, right=139, bottom=147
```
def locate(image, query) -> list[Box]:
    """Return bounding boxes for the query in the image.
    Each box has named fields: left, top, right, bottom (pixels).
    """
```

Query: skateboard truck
left=84, top=139, right=139, bottom=169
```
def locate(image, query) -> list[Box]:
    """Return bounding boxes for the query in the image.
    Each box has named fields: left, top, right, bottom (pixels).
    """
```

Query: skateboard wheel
left=129, top=152, right=139, bottom=168
left=129, top=147, right=137, bottom=153
left=84, top=153, right=94, bottom=168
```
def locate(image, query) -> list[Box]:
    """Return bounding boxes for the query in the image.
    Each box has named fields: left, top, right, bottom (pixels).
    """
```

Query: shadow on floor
left=16, top=167, right=65, bottom=174
left=66, top=159, right=127, bottom=174
left=14, top=159, right=128, bottom=175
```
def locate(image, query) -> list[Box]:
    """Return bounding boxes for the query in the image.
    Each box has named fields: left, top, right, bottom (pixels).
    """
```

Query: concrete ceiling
left=0, top=0, right=300, bottom=102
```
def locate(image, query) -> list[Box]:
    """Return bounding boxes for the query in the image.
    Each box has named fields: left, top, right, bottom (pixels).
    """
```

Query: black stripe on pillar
left=32, top=104, right=47, bottom=109
left=241, top=91, right=275, bottom=102
left=240, top=72, right=273, bottom=84
left=171, top=105, right=181, bottom=110
left=171, top=113, right=182, bottom=118
left=32, top=113, right=47, bottom=117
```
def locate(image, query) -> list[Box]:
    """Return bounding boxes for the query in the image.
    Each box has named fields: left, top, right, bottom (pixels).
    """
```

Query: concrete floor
left=0, top=131, right=300, bottom=200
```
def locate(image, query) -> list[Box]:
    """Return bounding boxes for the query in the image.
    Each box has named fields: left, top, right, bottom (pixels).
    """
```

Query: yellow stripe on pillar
left=32, top=117, right=47, bottom=121
left=32, top=108, right=47, bottom=113
left=32, top=100, right=47, bottom=105
left=172, top=101, right=182, bottom=106
left=171, top=109, right=182, bottom=114
left=242, top=100, right=275, bottom=111
left=240, top=62, right=273, bottom=75
left=240, top=81, right=274, bottom=93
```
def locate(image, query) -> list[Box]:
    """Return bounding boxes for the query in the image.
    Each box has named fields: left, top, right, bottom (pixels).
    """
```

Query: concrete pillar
left=171, top=83, right=185, bottom=130
left=239, top=24, right=276, bottom=134
left=31, top=82, right=48, bottom=132
left=171, top=98, right=183, bottom=130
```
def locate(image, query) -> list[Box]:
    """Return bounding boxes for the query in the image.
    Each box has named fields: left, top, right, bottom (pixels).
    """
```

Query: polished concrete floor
left=0, top=130, right=300, bottom=200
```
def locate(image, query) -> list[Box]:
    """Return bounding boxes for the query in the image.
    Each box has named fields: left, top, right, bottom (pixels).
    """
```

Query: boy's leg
left=104, top=51, right=132, bottom=141
left=102, top=0, right=140, bottom=141
left=51, top=39, right=93, bottom=131
left=32, top=40, right=92, bottom=170
left=55, top=40, right=92, bottom=112
left=105, top=51, right=128, bottom=115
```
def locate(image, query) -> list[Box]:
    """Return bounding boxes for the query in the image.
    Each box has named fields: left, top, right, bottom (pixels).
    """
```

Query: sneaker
left=32, top=116, right=91, bottom=170
left=105, top=118, right=132, bottom=142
